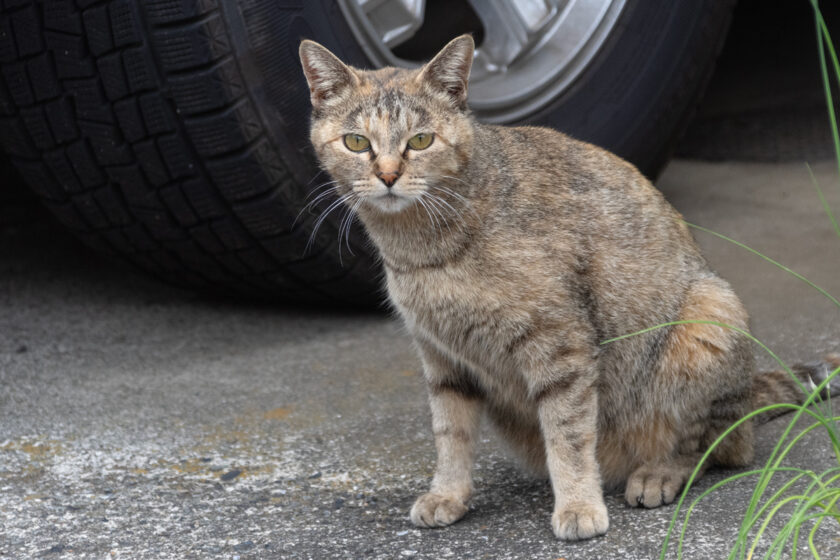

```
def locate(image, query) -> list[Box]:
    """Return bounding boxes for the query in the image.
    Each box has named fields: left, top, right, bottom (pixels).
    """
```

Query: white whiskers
left=304, top=190, right=358, bottom=258
left=297, top=174, right=475, bottom=262
left=415, top=192, right=445, bottom=236
left=293, top=180, right=341, bottom=229
left=336, top=195, right=364, bottom=265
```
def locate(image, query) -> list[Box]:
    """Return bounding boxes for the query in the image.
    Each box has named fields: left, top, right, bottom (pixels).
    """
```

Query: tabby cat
left=299, top=35, right=838, bottom=540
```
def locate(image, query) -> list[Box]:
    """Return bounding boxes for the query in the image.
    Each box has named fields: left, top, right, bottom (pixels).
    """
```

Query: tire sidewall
left=521, top=1, right=730, bottom=176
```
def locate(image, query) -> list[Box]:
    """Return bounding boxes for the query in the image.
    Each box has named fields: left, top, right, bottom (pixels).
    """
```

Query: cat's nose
left=377, top=170, right=401, bottom=187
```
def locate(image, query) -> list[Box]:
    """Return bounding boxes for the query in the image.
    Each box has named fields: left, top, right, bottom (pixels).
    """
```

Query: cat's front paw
left=552, top=500, right=609, bottom=540
left=409, top=492, right=468, bottom=528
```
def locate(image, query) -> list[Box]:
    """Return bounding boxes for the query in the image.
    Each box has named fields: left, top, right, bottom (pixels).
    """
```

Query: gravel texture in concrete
left=1, top=160, right=839, bottom=559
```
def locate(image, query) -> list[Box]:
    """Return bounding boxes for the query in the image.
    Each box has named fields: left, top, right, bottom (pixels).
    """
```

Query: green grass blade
left=792, top=476, right=840, bottom=560
left=739, top=395, right=840, bottom=558
left=805, top=163, right=840, bottom=240
left=670, top=374, right=837, bottom=558
left=684, top=222, right=840, bottom=309
left=747, top=475, right=812, bottom=559
left=677, top=468, right=808, bottom=559
left=813, top=2, right=840, bottom=87
left=752, top=494, right=809, bottom=559
left=757, top=470, right=840, bottom=559
left=813, top=1, right=840, bottom=195
left=808, top=491, right=840, bottom=557
left=741, top=420, right=834, bottom=559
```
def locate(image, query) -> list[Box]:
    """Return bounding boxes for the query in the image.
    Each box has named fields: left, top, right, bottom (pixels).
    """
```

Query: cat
left=298, top=35, right=839, bottom=540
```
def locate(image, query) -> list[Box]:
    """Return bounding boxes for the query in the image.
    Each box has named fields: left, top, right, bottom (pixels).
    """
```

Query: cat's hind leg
left=624, top=450, right=705, bottom=508
left=624, top=275, right=754, bottom=508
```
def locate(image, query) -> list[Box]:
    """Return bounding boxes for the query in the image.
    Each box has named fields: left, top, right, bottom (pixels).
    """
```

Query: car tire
left=0, top=0, right=732, bottom=304
left=523, top=0, right=736, bottom=177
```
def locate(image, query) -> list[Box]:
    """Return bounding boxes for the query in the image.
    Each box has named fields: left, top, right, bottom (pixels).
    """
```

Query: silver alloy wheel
left=337, top=0, right=627, bottom=122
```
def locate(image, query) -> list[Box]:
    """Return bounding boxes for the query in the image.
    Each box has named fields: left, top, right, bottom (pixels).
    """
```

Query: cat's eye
left=407, top=133, right=434, bottom=151
left=343, top=134, right=370, bottom=152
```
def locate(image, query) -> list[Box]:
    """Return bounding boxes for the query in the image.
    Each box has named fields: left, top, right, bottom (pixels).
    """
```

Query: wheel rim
left=337, top=0, right=627, bottom=122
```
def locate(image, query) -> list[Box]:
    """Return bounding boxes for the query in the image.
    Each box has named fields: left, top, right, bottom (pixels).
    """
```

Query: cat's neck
left=356, top=186, right=482, bottom=272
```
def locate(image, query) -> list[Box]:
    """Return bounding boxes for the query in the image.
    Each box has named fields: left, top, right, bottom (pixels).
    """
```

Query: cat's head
left=299, top=35, right=475, bottom=214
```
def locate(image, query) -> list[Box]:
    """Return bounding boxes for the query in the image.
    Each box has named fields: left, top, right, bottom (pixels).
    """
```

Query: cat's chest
left=385, top=267, right=530, bottom=368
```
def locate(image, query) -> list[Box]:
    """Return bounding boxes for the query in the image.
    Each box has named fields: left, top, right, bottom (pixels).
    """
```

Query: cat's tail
left=751, top=354, right=840, bottom=425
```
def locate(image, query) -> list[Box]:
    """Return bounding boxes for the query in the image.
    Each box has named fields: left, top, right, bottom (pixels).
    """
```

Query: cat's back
left=475, top=123, right=665, bottom=213
left=467, top=122, right=710, bottom=334
left=474, top=122, right=702, bottom=262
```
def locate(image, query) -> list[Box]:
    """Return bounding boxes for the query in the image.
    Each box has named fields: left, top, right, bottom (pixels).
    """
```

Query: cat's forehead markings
left=343, top=105, right=365, bottom=129
left=378, top=109, right=390, bottom=139
left=373, top=88, right=404, bottom=116
left=412, top=106, right=430, bottom=127
left=340, top=86, right=429, bottom=134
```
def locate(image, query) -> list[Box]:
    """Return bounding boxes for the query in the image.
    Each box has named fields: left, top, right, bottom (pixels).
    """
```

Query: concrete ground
left=1, top=159, right=840, bottom=559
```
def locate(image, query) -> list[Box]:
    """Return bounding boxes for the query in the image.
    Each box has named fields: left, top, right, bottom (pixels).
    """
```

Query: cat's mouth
left=365, top=189, right=416, bottom=213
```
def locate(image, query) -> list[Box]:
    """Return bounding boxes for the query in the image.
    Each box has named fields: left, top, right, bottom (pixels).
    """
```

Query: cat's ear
left=417, top=34, right=474, bottom=108
left=299, top=40, right=359, bottom=109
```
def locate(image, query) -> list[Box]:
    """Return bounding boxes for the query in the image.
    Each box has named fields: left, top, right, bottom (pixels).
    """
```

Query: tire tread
left=0, top=0, right=378, bottom=304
